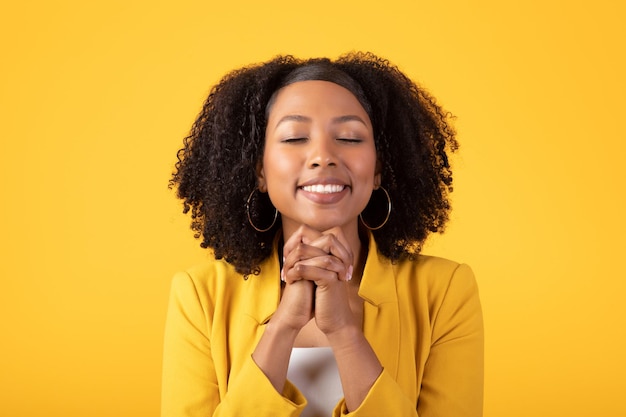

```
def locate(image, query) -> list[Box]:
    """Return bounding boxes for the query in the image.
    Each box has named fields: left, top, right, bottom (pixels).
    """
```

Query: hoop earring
left=246, top=188, right=278, bottom=232
left=359, top=186, right=391, bottom=231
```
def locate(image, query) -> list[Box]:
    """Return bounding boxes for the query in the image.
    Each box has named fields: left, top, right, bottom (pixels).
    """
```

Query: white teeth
left=302, top=184, right=346, bottom=194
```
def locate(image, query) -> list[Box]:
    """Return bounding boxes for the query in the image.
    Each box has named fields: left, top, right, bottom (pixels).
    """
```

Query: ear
left=373, top=160, right=382, bottom=189
left=256, top=160, right=267, bottom=192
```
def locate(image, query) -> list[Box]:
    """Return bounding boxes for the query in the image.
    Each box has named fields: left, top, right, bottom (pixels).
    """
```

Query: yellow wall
left=1, top=1, right=624, bottom=415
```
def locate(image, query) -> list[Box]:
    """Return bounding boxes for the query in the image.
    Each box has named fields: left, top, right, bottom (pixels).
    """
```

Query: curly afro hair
left=170, top=52, right=458, bottom=275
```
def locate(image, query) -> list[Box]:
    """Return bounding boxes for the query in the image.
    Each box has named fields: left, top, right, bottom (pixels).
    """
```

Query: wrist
left=264, top=317, right=301, bottom=343
left=252, top=320, right=300, bottom=395
left=326, top=323, right=363, bottom=351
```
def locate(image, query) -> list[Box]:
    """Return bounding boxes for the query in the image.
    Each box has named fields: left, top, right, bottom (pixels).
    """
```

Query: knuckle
left=294, top=263, right=306, bottom=274
left=294, top=243, right=306, bottom=257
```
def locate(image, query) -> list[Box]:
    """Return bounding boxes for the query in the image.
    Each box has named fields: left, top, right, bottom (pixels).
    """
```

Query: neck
left=351, top=224, right=370, bottom=285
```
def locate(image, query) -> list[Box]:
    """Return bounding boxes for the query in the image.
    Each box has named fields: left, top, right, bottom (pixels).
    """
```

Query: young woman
left=162, top=52, right=483, bottom=417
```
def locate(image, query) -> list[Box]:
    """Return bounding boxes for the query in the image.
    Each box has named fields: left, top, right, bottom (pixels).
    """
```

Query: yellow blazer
left=162, top=235, right=483, bottom=416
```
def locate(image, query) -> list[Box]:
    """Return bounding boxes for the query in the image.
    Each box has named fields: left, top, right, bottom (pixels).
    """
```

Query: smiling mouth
left=300, top=184, right=347, bottom=193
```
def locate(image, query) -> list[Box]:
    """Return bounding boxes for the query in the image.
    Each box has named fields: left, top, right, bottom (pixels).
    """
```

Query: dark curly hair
left=169, top=52, right=458, bottom=275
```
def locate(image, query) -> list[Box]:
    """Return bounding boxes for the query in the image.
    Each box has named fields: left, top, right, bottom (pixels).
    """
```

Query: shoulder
left=392, top=254, right=479, bottom=308
left=169, top=256, right=245, bottom=310
left=389, top=254, right=482, bottom=345
left=184, top=256, right=241, bottom=284
left=394, top=253, right=473, bottom=283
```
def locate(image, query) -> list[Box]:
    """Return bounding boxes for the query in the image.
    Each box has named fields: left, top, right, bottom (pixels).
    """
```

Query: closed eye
left=337, top=138, right=363, bottom=143
left=281, top=137, right=308, bottom=143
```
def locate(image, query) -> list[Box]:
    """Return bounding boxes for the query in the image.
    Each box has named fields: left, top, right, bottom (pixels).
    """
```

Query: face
left=259, top=80, right=380, bottom=237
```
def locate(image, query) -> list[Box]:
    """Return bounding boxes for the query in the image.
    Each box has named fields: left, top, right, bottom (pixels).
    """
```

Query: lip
left=298, top=177, right=349, bottom=187
left=297, top=177, right=350, bottom=204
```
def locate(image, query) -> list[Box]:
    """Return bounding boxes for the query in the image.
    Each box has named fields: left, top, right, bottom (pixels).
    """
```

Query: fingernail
left=346, top=265, right=353, bottom=281
left=281, top=268, right=285, bottom=282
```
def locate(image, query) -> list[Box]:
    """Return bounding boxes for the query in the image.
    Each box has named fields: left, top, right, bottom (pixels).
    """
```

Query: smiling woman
left=163, top=53, right=483, bottom=417
left=261, top=80, right=378, bottom=237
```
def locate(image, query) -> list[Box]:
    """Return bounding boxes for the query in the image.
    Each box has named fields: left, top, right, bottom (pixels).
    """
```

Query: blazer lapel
left=243, top=250, right=281, bottom=325
left=359, top=235, right=401, bottom=380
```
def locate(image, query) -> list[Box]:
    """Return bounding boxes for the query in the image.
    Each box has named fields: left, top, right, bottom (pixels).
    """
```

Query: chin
left=298, top=221, right=330, bottom=232
left=305, top=218, right=355, bottom=233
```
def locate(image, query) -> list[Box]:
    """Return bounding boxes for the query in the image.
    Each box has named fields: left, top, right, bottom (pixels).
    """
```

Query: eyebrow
left=274, top=114, right=368, bottom=129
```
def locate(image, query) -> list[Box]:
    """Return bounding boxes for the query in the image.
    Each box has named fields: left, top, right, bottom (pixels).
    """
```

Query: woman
left=163, top=52, right=483, bottom=417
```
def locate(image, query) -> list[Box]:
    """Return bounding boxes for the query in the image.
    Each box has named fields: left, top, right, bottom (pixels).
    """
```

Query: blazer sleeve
left=333, top=369, right=416, bottom=416
left=333, top=263, right=484, bottom=417
left=161, top=271, right=306, bottom=417
left=417, top=263, right=484, bottom=416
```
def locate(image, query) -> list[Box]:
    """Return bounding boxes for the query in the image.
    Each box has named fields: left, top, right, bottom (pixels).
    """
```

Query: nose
left=307, top=136, right=337, bottom=168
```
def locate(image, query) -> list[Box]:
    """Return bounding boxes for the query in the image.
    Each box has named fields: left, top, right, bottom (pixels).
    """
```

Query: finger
left=282, top=225, right=325, bottom=280
left=315, top=233, right=352, bottom=265
left=307, top=233, right=353, bottom=281
left=322, top=227, right=352, bottom=257
left=275, top=279, right=314, bottom=331
left=283, top=224, right=323, bottom=259
left=283, top=256, right=346, bottom=286
left=323, top=227, right=355, bottom=281
left=286, top=241, right=330, bottom=265
left=283, top=241, right=329, bottom=280
left=283, top=243, right=343, bottom=284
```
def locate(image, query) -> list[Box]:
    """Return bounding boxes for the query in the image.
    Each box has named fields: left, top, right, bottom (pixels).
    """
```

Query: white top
left=287, top=347, right=344, bottom=417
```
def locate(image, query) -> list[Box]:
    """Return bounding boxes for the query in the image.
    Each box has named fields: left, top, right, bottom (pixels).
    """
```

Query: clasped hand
left=276, top=225, right=357, bottom=336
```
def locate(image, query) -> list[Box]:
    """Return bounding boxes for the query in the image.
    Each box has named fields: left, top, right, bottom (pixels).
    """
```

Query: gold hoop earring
left=359, top=186, right=391, bottom=231
left=246, top=188, right=278, bottom=232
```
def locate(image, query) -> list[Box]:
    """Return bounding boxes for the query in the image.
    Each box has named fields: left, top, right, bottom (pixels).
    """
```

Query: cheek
left=263, top=150, right=295, bottom=185
left=358, top=150, right=379, bottom=182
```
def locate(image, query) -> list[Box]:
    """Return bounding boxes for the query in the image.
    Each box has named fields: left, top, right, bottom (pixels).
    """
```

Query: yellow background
left=1, top=0, right=624, bottom=415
